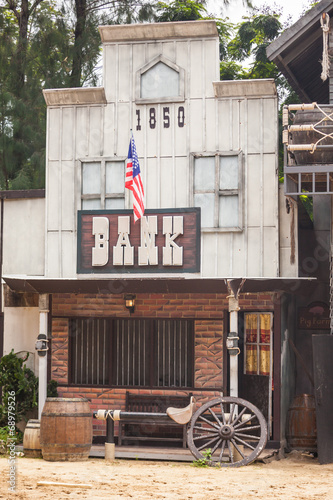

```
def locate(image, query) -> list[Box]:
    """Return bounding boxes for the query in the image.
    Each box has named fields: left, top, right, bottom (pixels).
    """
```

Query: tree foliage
left=0, top=350, right=38, bottom=427
left=0, top=1, right=73, bottom=189
left=221, top=11, right=282, bottom=81
left=155, top=0, right=207, bottom=22
left=0, top=0, right=297, bottom=190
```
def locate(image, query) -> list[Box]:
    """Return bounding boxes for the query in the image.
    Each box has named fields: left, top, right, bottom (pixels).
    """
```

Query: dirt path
left=1, top=451, right=333, bottom=499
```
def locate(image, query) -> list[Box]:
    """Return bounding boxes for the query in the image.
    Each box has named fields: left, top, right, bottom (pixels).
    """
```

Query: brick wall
left=50, top=291, right=275, bottom=438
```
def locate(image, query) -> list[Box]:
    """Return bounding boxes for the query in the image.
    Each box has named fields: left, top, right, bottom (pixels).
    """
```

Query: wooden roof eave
left=2, top=276, right=316, bottom=297
left=266, top=0, right=333, bottom=61
left=275, top=55, right=312, bottom=103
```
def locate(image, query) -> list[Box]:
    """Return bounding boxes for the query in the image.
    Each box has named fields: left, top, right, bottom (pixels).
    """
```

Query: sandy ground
left=1, top=451, right=333, bottom=500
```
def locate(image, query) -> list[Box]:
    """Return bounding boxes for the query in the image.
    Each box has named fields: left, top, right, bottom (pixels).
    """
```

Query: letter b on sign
left=92, top=217, right=109, bottom=266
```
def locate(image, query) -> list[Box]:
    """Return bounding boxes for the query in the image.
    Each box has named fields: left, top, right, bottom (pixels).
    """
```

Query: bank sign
left=77, top=208, right=200, bottom=274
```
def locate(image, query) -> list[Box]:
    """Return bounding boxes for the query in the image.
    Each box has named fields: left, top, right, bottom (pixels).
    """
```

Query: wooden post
left=105, top=414, right=115, bottom=461
left=37, top=294, right=49, bottom=420
left=329, top=19, right=333, bottom=104
left=228, top=296, right=239, bottom=398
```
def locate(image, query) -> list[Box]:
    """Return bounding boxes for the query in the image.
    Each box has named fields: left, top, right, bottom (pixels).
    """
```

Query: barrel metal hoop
left=41, top=413, right=91, bottom=417
left=40, top=443, right=91, bottom=448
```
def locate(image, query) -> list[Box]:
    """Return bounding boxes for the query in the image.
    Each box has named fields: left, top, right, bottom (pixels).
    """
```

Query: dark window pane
left=70, top=318, right=109, bottom=385
left=70, top=317, right=193, bottom=388
left=111, top=319, right=150, bottom=387
left=154, top=319, right=193, bottom=388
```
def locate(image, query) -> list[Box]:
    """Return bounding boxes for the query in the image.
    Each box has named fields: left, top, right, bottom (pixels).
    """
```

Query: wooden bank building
left=0, top=20, right=314, bottom=453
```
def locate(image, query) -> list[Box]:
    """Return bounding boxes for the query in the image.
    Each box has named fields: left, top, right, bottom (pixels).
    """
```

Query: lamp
left=124, top=294, right=136, bottom=313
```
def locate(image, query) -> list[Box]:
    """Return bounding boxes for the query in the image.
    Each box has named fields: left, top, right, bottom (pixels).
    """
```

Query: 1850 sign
left=136, top=107, right=185, bottom=130
left=77, top=208, right=200, bottom=274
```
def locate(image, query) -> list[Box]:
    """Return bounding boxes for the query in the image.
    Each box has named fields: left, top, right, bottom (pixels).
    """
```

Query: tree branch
left=6, top=1, right=20, bottom=22
left=28, top=0, right=44, bottom=16
left=85, top=0, right=146, bottom=15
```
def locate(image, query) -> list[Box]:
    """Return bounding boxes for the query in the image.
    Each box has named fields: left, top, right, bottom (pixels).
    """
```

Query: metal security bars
left=155, top=319, right=193, bottom=387
left=70, top=318, right=109, bottom=385
left=69, top=317, right=194, bottom=388
left=112, top=319, right=151, bottom=387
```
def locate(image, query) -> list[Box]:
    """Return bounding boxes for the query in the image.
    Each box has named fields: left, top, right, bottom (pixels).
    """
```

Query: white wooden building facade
left=2, top=21, right=299, bottom=447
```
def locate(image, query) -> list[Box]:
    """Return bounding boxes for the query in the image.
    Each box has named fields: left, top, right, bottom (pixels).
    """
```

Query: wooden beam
left=37, top=481, right=92, bottom=488
left=276, top=55, right=312, bottom=103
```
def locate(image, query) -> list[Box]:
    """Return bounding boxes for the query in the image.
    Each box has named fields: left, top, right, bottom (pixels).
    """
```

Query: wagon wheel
left=187, top=397, right=267, bottom=467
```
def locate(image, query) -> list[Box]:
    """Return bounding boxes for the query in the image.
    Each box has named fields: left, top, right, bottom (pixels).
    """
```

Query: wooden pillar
left=226, top=279, right=245, bottom=398
left=37, top=294, right=49, bottom=419
left=228, top=296, right=239, bottom=398
left=329, top=22, right=333, bottom=104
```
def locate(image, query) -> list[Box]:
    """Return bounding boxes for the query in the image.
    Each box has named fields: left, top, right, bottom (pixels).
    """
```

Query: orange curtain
left=259, top=314, right=271, bottom=376
left=245, top=314, right=258, bottom=375
left=245, top=313, right=272, bottom=376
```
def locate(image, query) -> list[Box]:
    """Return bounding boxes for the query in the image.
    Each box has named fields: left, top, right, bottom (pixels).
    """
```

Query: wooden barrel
left=292, top=108, right=333, bottom=165
left=23, top=419, right=42, bottom=458
left=40, top=398, right=92, bottom=461
left=287, top=394, right=317, bottom=452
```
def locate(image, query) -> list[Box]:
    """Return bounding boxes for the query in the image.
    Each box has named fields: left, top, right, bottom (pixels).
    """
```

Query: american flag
left=125, top=134, right=145, bottom=222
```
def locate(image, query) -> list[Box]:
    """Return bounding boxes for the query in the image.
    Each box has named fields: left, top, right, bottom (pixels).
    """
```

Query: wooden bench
left=118, top=392, right=193, bottom=448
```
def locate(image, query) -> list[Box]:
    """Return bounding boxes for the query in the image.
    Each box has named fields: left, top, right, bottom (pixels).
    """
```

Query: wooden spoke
left=233, top=435, right=256, bottom=450
left=234, top=414, right=255, bottom=429
left=218, top=439, right=226, bottom=462
left=208, top=407, right=223, bottom=427
left=228, top=403, right=236, bottom=424
left=197, top=434, right=220, bottom=451
left=234, top=432, right=261, bottom=440
left=231, top=439, right=246, bottom=459
left=197, top=414, right=220, bottom=431
left=235, top=424, right=261, bottom=432
left=187, top=397, right=267, bottom=467
left=227, top=440, right=234, bottom=464
left=193, top=431, right=219, bottom=442
left=232, top=406, right=247, bottom=424
left=220, top=402, right=227, bottom=425
left=211, top=438, right=223, bottom=456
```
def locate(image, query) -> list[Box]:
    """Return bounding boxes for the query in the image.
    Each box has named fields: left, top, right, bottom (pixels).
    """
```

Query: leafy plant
left=192, top=448, right=212, bottom=467
left=0, top=350, right=38, bottom=428
left=47, top=379, right=58, bottom=398
left=0, top=425, right=23, bottom=454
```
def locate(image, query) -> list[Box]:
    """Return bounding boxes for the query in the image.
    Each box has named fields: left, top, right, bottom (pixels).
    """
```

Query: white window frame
left=78, top=158, right=127, bottom=210
left=243, top=312, right=273, bottom=377
left=135, top=55, right=185, bottom=104
left=191, top=151, right=243, bottom=232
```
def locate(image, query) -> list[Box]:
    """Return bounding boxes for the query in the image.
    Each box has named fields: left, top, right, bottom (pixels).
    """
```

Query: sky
left=208, top=0, right=313, bottom=24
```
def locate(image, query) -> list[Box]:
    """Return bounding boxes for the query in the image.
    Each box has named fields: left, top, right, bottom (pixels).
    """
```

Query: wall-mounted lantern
left=124, top=294, right=136, bottom=314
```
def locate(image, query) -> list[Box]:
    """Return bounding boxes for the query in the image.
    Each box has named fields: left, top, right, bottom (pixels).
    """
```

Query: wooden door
left=238, top=313, right=273, bottom=436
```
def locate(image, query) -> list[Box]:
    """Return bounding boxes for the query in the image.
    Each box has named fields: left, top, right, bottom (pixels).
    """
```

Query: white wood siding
left=3, top=198, right=45, bottom=276
left=43, top=22, right=287, bottom=279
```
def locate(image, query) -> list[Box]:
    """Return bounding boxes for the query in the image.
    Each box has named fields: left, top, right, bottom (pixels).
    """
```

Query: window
left=70, top=318, right=110, bottom=385
left=70, top=318, right=194, bottom=388
left=192, top=153, right=242, bottom=230
left=141, top=62, right=179, bottom=99
left=244, top=313, right=273, bottom=376
left=81, top=160, right=125, bottom=209
left=136, top=55, right=185, bottom=104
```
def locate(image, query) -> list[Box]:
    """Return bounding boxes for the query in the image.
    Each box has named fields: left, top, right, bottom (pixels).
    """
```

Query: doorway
left=238, top=312, right=273, bottom=437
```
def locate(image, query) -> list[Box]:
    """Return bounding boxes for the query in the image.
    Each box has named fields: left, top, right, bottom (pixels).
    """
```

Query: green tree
left=0, top=0, right=296, bottom=191
left=0, top=1, right=73, bottom=189
left=0, top=0, right=158, bottom=189
left=155, top=0, right=207, bottom=21
left=67, top=0, right=156, bottom=88
left=222, top=11, right=282, bottom=81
